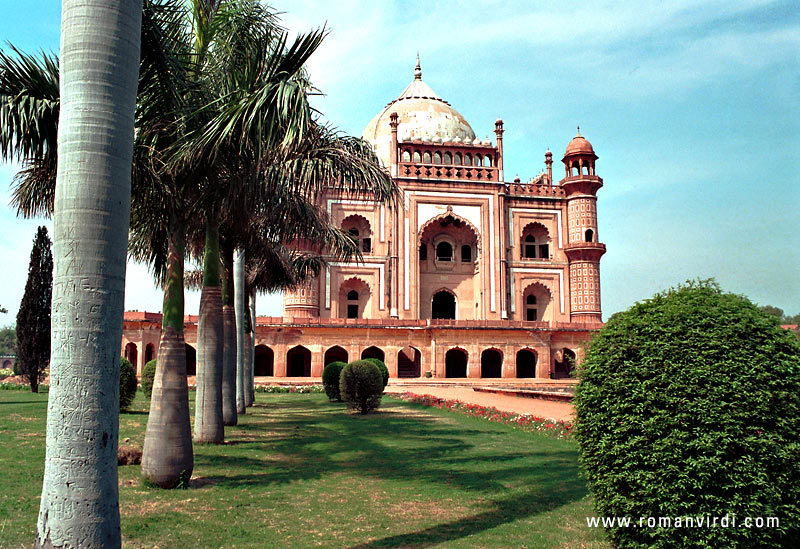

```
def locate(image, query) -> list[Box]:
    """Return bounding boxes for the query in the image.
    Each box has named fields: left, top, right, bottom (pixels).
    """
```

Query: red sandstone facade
left=122, top=58, right=605, bottom=380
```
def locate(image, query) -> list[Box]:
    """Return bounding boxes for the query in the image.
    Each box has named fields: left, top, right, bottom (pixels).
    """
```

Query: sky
left=1, top=0, right=798, bottom=324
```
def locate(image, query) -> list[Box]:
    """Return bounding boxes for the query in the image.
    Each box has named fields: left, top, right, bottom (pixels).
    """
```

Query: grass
left=0, top=389, right=608, bottom=548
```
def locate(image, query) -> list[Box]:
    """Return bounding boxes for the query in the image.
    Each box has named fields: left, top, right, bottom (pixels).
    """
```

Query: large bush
left=141, top=359, right=157, bottom=399
left=574, top=281, right=800, bottom=548
left=119, top=356, right=138, bottom=410
left=340, top=360, right=383, bottom=414
left=322, top=361, right=347, bottom=401
left=363, top=357, right=389, bottom=388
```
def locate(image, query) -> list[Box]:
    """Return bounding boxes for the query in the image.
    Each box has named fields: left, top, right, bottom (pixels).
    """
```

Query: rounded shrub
left=119, top=356, right=138, bottom=410
left=363, top=357, right=389, bottom=388
left=322, top=361, right=347, bottom=401
left=141, top=359, right=157, bottom=399
left=340, top=360, right=383, bottom=414
left=574, top=280, right=800, bottom=548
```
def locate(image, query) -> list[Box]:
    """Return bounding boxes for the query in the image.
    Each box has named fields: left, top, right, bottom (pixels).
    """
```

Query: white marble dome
left=362, top=58, right=476, bottom=167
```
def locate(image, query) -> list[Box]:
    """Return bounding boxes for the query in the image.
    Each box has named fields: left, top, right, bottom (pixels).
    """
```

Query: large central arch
left=432, top=289, right=457, bottom=319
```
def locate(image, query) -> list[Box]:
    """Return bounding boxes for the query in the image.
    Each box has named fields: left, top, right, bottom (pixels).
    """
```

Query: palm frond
left=0, top=44, right=59, bottom=163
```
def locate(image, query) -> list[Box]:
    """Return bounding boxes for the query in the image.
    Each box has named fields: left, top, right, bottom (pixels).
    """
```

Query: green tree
left=35, top=0, right=141, bottom=545
left=15, top=226, right=52, bottom=393
left=574, top=280, right=800, bottom=548
left=0, top=325, right=16, bottom=356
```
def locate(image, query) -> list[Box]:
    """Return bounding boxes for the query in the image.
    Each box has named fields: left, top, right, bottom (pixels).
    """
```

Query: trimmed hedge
left=141, top=359, right=157, bottom=399
left=363, top=357, right=389, bottom=388
left=119, top=356, right=137, bottom=410
left=322, top=361, right=347, bottom=401
left=574, top=280, right=800, bottom=548
left=340, top=360, right=383, bottom=414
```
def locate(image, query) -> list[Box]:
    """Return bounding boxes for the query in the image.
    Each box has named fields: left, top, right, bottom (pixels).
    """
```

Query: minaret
left=561, top=128, right=605, bottom=322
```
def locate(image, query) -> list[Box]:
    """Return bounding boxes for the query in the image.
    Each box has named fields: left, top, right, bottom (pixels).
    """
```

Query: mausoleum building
left=122, top=58, right=605, bottom=381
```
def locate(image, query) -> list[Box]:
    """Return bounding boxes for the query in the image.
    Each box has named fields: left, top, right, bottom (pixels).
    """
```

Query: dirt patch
left=385, top=386, right=575, bottom=422
left=7, top=413, right=38, bottom=422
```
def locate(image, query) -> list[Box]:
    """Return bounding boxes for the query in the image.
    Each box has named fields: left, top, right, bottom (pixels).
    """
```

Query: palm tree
left=35, top=1, right=141, bottom=546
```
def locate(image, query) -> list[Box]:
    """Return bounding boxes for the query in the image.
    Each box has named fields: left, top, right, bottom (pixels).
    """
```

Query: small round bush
left=363, top=357, right=389, bottom=388
left=141, top=359, right=157, bottom=399
left=119, top=356, right=138, bottom=410
left=340, top=360, right=383, bottom=414
left=574, top=280, right=800, bottom=548
left=322, top=361, right=347, bottom=401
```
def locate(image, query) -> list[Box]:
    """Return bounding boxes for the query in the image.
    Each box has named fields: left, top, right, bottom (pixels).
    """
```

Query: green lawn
left=0, top=389, right=608, bottom=548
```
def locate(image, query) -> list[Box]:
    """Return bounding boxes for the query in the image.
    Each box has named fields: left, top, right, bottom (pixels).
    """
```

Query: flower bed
left=391, top=391, right=572, bottom=439
left=255, top=384, right=324, bottom=394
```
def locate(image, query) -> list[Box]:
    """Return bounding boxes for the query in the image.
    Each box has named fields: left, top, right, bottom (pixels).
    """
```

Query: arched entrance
left=144, top=343, right=155, bottom=364
left=324, top=346, right=348, bottom=365
left=124, top=342, right=138, bottom=370
left=397, top=346, right=421, bottom=378
left=361, top=346, right=385, bottom=362
left=432, top=290, right=456, bottom=319
left=254, top=345, right=274, bottom=376
left=445, top=348, right=468, bottom=378
left=287, top=345, right=311, bottom=377
left=554, top=348, right=576, bottom=379
left=516, top=349, right=537, bottom=378
left=185, top=344, right=196, bottom=376
left=481, top=349, right=502, bottom=378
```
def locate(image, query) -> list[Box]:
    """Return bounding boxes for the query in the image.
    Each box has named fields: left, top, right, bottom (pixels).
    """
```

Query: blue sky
left=1, top=0, right=798, bottom=322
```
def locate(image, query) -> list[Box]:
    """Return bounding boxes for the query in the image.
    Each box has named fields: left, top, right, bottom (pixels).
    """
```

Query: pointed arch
left=516, top=348, right=537, bottom=378
left=339, top=276, right=371, bottom=319
left=254, top=345, right=274, bottom=376
left=522, top=282, right=552, bottom=322
left=521, top=221, right=550, bottom=259
left=287, top=345, right=311, bottom=377
left=481, top=348, right=503, bottom=378
left=397, top=346, right=421, bottom=378
left=445, top=347, right=468, bottom=378
left=324, top=346, right=348, bottom=365
left=418, top=210, right=481, bottom=251
left=432, top=288, right=457, bottom=319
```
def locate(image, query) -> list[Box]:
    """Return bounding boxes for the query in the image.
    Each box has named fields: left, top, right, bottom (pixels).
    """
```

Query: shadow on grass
left=191, top=396, right=587, bottom=548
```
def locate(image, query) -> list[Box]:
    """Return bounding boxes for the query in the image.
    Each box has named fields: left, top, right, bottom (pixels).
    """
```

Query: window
left=524, top=235, right=536, bottom=258
left=433, top=152, right=442, bottom=164
left=436, top=242, right=453, bottom=262
left=526, top=294, right=537, bottom=321
left=423, top=152, right=432, bottom=164
left=464, top=154, right=472, bottom=166
left=454, top=153, right=462, bottom=165
left=419, top=243, right=427, bottom=261
left=402, top=150, right=411, bottom=162
left=444, top=152, right=452, bottom=165
left=362, top=238, right=371, bottom=253
left=539, top=243, right=549, bottom=259
left=461, top=244, right=472, bottom=262
left=347, top=290, right=359, bottom=319
left=585, top=229, right=594, bottom=242
left=413, top=151, right=421, bottom=163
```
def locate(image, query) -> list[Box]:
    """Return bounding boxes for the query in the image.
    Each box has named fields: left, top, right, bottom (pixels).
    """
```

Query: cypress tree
left=16, top=226, right=53, bottom=392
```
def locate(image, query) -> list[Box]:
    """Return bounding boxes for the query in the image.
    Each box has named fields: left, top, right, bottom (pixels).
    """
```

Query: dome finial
left=576, top=124, right=581, bottom=137
left=414, top=52, right=422, bottom=80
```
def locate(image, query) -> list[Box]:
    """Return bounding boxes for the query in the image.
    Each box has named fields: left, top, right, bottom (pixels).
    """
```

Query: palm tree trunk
left=36, top=1, right=141, bottom=547
left=248, top=289, right=256, bottom=403
left=221, top=245, right=237, bottom=426
left=141, top=220, right=194, bottom=488
left=244, top=293, right=254, bottom=406
left=234, top=248, right=246, bottom=414
left=194, top=222, right=224, bottom=443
